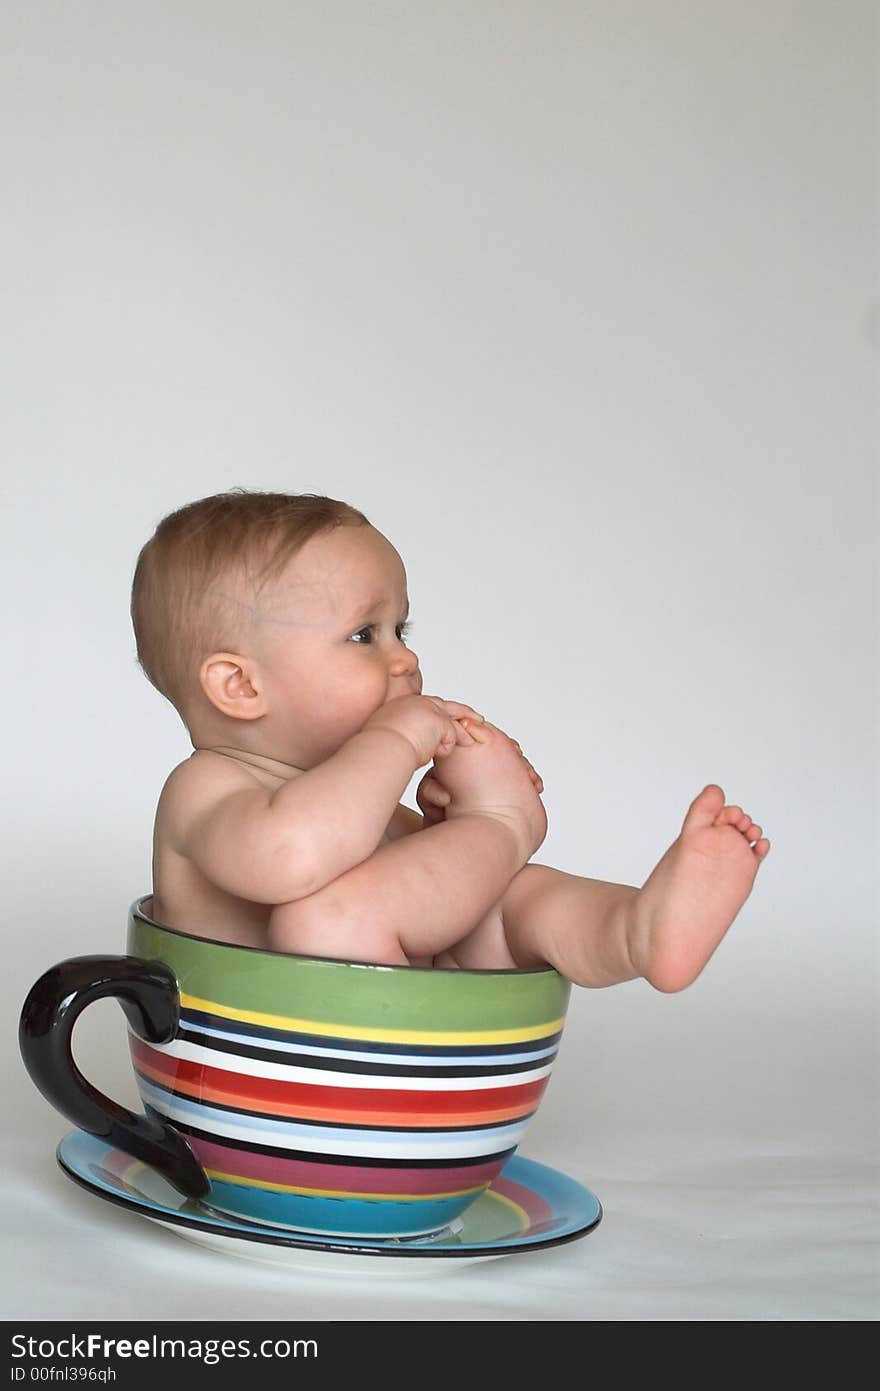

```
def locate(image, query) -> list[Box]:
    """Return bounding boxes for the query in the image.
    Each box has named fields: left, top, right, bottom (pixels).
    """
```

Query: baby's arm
left=267, top=725, right=546, bottom=963
left=177, top=695, right=480, bottom=906
left=382, top=803, right=425, bottom=841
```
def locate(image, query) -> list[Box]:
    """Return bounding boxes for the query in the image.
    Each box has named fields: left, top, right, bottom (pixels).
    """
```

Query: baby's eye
left=351, top=621, right=413, bottom=646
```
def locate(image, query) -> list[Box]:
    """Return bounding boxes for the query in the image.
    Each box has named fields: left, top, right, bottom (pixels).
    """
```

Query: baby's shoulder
left=160, top=749, right=254, bottom=797
left=155, top=752, right=260, bottom=845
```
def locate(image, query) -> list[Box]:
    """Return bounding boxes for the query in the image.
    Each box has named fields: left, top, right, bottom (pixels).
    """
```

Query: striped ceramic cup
left=20, top=896, right=570, bottom=1239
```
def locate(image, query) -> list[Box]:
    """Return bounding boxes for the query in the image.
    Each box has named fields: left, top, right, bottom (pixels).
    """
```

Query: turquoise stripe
left=206, top=1179, right=474, bottom=1237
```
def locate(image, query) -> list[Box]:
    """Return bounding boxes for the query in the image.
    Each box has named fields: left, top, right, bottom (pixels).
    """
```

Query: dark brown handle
left=19, top=955, right=209, bottom=1200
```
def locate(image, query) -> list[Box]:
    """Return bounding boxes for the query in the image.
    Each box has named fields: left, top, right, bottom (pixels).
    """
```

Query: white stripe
left=148, top=1037, right=553, bottom=1092
left=139, top=1081, right=528, bottom=1160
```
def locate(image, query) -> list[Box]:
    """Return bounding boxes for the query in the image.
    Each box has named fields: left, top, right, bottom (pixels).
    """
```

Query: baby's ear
left=199, top=652, right=266, bottom=720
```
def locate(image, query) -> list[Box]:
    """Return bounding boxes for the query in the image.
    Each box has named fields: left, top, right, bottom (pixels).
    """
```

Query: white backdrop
left=2, top=1, right=876, bottom=1320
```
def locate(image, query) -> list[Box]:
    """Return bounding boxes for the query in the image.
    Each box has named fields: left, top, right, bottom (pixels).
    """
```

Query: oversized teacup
left=20, top=895, right=570, bottom=1238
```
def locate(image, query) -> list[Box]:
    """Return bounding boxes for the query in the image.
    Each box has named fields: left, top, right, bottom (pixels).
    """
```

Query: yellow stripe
left=205, top=1168, right=487, bottom=1203
left=485, top=1189, right=530, bottom=1230
left=181, top=993, right=563, bottom=1045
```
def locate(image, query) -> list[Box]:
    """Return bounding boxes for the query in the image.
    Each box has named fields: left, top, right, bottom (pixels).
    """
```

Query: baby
left=131, top=489, right=771, bottom=990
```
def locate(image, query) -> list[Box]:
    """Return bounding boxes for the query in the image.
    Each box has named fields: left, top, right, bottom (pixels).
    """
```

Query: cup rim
left=130, top=895, right=561, bottom=978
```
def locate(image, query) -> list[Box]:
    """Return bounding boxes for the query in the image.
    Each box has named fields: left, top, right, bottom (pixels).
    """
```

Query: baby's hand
left=419, top=718, right=548, bottom=861
left=363, top=694, right=481, bottom=768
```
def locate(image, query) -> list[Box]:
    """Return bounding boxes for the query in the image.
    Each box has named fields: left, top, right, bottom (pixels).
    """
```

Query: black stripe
left=177, top=1026, right=557, bottom=1079
left=151, top=1109, right=517, bottom=1170
left=135, top=1068, right=538, bottom=1135
left=180, top=1006, right=563, bottom=1058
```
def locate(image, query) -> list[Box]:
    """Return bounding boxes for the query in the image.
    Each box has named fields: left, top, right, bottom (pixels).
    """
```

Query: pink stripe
left=188, top=1135, right=505, bottom=1196
left=492, top=1175, right=555, bottom=1224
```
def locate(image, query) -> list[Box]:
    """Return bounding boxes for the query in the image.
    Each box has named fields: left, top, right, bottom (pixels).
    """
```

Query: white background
left=2, top=1, right=876, bottom=1320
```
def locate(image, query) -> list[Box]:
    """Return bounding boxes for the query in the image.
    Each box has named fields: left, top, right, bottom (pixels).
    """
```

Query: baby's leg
left=489, top=788, right=771, bottom=991
left=268, top=888, right=411, bottom=966
left=266, top=813, right=523, bottom=966
left=269, top=894, right=513, bottom=970
left=431, top=899, right=519, bottom=970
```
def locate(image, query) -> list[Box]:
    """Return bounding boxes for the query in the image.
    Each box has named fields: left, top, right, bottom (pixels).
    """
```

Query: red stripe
left=131, top=1037, right=547, bottom=1121
left=188, top=1135, right=505, bottom=1196
left=491, top=1175, right=555, bottom=1226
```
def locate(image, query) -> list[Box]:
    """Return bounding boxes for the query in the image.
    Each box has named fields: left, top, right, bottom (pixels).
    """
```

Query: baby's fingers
left=434, top=699, right=485, bottom=723
left=433, top=719, right=476, bottom=756
left=421, top=776, right=451, bottom=807
left=452, top=718, right=477, bottom=747
left=459, top=718, right=491, bottom=744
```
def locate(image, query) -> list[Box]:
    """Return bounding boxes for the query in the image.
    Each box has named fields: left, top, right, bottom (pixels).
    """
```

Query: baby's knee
left=267, top=891, right=403, bottom=965
left=267, top=893, right=328, bottom=955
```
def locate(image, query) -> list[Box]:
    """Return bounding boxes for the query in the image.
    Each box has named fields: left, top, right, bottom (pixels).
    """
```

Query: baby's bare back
left=150, top=751, right=282, bottom=946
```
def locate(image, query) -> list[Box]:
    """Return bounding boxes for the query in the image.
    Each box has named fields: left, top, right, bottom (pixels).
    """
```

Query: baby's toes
left=423, top=777, right=450, bottom=806
left=716, top=804, right=744, bottom=828
left=460, top=719, right=490, bottom=744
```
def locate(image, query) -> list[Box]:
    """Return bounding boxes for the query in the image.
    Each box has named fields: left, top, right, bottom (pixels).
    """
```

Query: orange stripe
left=134, top=1054, right=538, bottom=1127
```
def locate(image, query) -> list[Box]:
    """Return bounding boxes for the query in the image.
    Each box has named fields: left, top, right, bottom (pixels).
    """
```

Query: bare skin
left=151, top=522, right=543, bottom=960
left=271, top=715, right=770, bottom=990
left=424, top=721, right=771, bottom=989
left=150, top=521, right=771, bottom=989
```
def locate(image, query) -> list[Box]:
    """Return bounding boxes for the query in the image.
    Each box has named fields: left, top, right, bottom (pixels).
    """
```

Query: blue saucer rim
left=56, top=1131, right=602, bottom=1260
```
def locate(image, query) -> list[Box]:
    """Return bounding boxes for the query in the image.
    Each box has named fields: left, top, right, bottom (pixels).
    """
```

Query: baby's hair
left=131, top=488, right=370, bottom=719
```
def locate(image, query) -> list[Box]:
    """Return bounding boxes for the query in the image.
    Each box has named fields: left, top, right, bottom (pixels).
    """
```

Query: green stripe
left=127, top=902, right=569, bottom=1032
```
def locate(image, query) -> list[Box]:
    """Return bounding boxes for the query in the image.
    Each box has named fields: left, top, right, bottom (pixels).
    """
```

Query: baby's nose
left=390, top=643, right=419, bottom=675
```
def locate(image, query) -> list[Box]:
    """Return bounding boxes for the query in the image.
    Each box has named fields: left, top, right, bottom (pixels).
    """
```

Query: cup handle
left=19, top=955, right=210, bottom=1201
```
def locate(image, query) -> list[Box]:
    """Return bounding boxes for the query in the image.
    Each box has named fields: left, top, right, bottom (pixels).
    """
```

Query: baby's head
left=131, top=489, right=422, bottom=768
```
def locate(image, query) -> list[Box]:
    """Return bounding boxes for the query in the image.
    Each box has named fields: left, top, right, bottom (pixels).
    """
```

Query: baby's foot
left=417, top=717, right=543, bottom=826
left=631, top=785, right=771, bottom=992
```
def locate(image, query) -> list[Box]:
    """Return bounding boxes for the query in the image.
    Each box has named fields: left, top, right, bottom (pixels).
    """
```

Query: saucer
left=57, top=1130, right=602, bottom=1276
